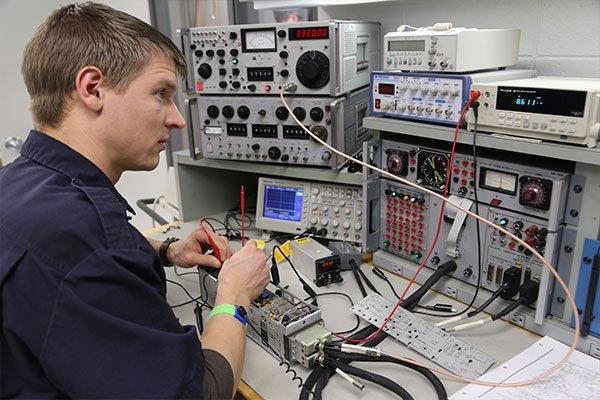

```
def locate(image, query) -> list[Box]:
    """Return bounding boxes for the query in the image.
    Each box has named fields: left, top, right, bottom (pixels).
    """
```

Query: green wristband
left=209, top=304, right=248, bottom=325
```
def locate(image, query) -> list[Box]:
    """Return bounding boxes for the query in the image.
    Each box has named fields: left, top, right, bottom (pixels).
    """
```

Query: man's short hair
left=22, top=2, right=187, bottom=128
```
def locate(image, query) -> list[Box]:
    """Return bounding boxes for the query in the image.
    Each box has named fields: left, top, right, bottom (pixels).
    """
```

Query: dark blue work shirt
left=1, top=131, right=204, bottom=398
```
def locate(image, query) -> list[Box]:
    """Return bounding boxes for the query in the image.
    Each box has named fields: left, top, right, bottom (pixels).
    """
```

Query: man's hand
left=215, top=240, right=269, bottom=309
left=167, top=228, right=233, bottom=268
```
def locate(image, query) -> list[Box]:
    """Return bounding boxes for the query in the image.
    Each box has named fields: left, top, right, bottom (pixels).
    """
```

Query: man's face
left=100, top=55, right=185, bottom=172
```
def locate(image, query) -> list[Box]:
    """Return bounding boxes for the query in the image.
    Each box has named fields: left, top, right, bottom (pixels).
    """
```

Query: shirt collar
left=21, top=130, right=135, bottom=214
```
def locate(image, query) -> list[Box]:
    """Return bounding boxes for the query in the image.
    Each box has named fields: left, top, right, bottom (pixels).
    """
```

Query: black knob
left=258, top=109, right=267, bottom=116
left=237, top=105, right=250, bottom=119
left=191, top=44, right=196, bottom=50
left=194, top=50, right=203, bottom=58
left=207, top=105, right=219, bottom=119
left=280, top=69, right=289, bottom=77
left=268, top=146, right=281, bottom=160
left=431, top=256, right=441, bottom=265
left=219, top=81, right=227, bottom=89
left=536, top=228, right=549, bottom=239
left=216, top=49, right=226, bottom=57
left=296, top=51, right=330, bottom=89
left=279, top=51, right=289, bottom=58
left=219, top=68, right=227, bottom=76
left=222, top=105, right=234, bottom=119
left=463, top=268, right=473, bottom=278
left=251, top=144, right=260, bottom=151
left=197, top=63, right=212, bottom=79
left=276, top=106, right=289, bottom=120
left=229, top=32, right=237, bottom=40
left=458, top=186, right=468, bottom=196
left=293, top=107, right=306, bottom=121
left=310, top=107, right=324, bottom=121
left=232, top=68, right=240, bottom=76
left=513, top=221, right=524, bottom=231
left=218, top=59, right=226, bottom=65
left=232, top=81, right=241, bottom=89
left=206, top=49, right=215, bottom=57
left=230, top=48, right=239, bottom=56
left=281, top=154, right=290, bottom=162
left=277, top=29, right=286, bottom=38
left=248, top=84, right=257, bottom=92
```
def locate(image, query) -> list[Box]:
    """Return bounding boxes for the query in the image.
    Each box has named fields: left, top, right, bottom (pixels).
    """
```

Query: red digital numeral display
left=289, top=27, right=329, bottom=40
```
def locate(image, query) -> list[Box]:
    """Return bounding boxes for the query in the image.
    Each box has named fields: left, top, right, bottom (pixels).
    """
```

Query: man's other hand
left=216, top=240, right=269, bottom=308
left=168, top=228, right=233, bottom=268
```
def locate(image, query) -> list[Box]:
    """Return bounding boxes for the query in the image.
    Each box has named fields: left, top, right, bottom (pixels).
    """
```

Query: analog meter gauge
left=417, top=151, right=449, bottom=191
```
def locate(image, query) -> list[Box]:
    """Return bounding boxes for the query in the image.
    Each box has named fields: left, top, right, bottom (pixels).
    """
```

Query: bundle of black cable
left=298, top=262, right=456, bottom=399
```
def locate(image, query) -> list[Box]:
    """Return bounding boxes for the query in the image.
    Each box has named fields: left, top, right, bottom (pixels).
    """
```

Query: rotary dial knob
left=197, top=63, right=212, bottom=79
left=521, top=183, right=545, bottom=206
left=519, top=177, right=552, bottom=210
left=296, top=51, right=330, bottom=89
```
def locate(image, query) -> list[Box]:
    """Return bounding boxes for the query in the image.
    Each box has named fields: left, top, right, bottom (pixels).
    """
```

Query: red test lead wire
left=240, top=185, right=245, bottom=246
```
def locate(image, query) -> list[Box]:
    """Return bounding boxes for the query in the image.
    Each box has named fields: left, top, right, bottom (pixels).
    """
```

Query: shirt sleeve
left=39, top=248, right=205, bottom=399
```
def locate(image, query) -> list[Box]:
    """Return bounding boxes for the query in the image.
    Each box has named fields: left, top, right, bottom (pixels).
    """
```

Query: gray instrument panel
left=364, top=138, right=582, bottom=297
left=187, top=20, right=381, bottom=96
left=198, top=87, right=370, bottom=168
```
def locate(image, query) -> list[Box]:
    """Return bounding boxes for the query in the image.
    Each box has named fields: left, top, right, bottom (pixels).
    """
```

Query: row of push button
left=498, top=119, right=577, bottom=133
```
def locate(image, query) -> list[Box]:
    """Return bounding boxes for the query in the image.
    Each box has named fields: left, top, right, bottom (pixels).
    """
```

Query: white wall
left=320, top=0, right=600, bottom=78
left=0, top=0, right=169, bottom=230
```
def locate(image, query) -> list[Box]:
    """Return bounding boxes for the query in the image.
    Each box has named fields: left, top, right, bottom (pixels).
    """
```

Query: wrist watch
left=159, top=237, right=179, bottom=267
left=209, top=304, right=249, bottom=326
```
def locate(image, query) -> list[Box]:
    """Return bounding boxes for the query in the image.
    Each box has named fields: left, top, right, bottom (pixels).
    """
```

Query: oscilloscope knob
left=222, top=106, right=234, bottom=119
left=296, top=51, right=330, bottom=89
left=293, top=107, right=306, bottom=121
left=197, top=63, right=212, bottom=79
left=268, top=146, right=281, bottom=160
left=237, top=105, right=250, bottom=119
left=310, top=107, right=324, bottom=122
left=275, top=106, right=289, bottom=120
left=207, top=105, right=219, bottom=119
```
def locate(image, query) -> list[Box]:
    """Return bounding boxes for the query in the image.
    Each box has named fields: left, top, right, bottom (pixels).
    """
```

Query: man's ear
left=74, top=66, right=105, bottom=112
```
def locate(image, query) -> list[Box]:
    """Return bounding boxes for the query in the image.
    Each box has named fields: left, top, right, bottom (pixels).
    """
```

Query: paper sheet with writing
left=450, top=336, right=600, bottom=400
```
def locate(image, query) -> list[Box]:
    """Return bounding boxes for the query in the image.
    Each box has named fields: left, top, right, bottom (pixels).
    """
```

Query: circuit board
left=351, top=293, right=495, bottom=378
left=252, top=290, right=316, bottom=327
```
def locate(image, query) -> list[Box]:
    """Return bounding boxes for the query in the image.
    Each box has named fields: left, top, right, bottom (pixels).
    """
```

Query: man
left=0, top=3, right=270, bottom=399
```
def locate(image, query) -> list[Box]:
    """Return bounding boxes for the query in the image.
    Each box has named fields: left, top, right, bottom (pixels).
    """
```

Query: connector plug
left=283, top=83, right=297, bottom=92
left=519, top=279, right=540, bottom=305
left=500, top=266, right=522, bottom=300
left=270, top=257, right=281, bottom=286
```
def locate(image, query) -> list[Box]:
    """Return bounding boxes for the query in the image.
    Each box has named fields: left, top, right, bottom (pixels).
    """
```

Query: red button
left=490, top=198, right=502, bottom=206
left=462, top=160, right=469, bottom=167
left=196, top=81, right=204, bottom=90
